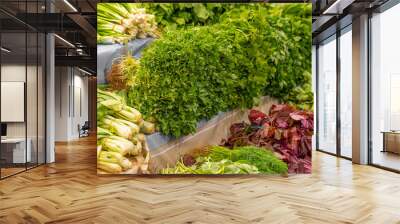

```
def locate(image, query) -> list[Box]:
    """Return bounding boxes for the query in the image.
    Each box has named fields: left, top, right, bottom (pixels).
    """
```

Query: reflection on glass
left=318, top=36, right=337, bottom=154
left=1, top=31, right=27, bottom=177
left=0, top=0, right=47, bottom=179
left=27, top=31, right=38, bottom=169
left=371, top=4, right=400, bottom=171
left=340, top=28, right=352, bottom=158
left=38, top=33, right=46, bottom=165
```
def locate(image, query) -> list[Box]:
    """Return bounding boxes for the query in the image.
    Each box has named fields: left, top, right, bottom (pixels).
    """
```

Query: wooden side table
left=381, top=131, right=400, bottom=154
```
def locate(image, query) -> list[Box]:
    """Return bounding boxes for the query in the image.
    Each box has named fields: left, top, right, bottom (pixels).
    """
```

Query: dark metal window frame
left=0, top=0, right=48, bottom=180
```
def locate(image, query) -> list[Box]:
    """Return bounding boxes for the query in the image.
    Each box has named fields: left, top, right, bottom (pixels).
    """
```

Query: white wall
left=54, top=66, right=89, bottom=141
left=55, top=66, right=70, bottom=141
left=72, top=73, right=89, bottom=138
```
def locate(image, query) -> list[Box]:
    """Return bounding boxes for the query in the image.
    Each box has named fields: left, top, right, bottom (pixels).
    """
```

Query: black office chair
left=79, top=121, right=90, bottom=138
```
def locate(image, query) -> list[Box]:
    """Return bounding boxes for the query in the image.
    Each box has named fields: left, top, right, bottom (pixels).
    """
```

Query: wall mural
left=97, top=3, right=313, bottom=175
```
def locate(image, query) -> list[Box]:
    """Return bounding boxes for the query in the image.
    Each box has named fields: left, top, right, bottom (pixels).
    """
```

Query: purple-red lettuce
left=222, top=104, right=314, bottom=174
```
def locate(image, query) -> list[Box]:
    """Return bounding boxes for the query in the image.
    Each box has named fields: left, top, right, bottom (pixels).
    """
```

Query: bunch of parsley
left=128, top=5, right=312, bottom=137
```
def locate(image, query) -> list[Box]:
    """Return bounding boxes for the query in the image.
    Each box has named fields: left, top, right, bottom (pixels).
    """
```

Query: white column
left=312, top=45, right=317, bottom=151
left=352, top=14, right=369, bottom=164
left=46, top=33, right=55, bottom=163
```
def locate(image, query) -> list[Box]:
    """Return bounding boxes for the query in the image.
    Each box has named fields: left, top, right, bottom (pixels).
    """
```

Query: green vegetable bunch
left=97, top=89, right=155, bottom=174
left=161, top=146, right=287, bottom=175
left=107, top=55, right=140, bottom=90
left=128, top=4, right=311, bottom=137
left=161, top=158, right=260, bottom=174
left=221, top=4, right=313, bottom=110
left=208, top=146, right=288, bottom=174
left=128, top=22, right=279, bottom=137
left=140, top=3, right=268, bottom=29
left=97, top=3, right=159, bottom=44
left=266, top=5, right=313, bottom=110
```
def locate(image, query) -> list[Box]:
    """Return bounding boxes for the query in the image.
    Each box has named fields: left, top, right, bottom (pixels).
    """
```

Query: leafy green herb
left=140, top=3, right=258, bottom=29
left=161, top=157, right=260, bottom=174
left=161, top=145, right=287, bottom=175
left=220, top=4, right=313, bottom=110
left=208, top=146, right=288, bottom=174
left=128, top=4, right=312, bottom=137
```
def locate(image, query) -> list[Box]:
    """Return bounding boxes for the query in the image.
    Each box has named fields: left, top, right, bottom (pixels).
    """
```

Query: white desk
left=1, top=138, right=31, bottom=163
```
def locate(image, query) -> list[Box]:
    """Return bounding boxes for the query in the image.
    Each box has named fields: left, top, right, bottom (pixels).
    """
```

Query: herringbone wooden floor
left=0, top=136, right=400, bottom=224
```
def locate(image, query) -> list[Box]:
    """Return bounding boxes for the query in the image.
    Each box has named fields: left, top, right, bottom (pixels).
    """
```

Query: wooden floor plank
left=0, top=136, right=399, bottom=223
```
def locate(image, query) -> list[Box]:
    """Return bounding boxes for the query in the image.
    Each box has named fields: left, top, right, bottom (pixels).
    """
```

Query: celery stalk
left=97, top=145, right=102, bottom=159
left=99, top=151, right=124, bottom=164
left=101, top=137, right=133, bottom=155
left=97, top=127, right=113, bottom=139
left=101, top=116, right=132, bottom=139
left=102, top=136, right=135, bottom=155
left=120, top=158, right=132, bottom=170
left=98, top=161, right=122, bottom=173
left=98, top=99, right=123, bottom=112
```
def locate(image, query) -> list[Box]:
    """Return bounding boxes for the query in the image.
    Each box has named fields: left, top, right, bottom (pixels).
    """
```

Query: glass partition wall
left=0, top=2, right=46, bottom=179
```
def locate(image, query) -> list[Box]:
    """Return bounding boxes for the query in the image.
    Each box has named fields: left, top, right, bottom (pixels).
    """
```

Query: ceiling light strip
left=1, top=47, right=11, bottom=53
left=323, top=0, right=354, bottom=15
left=78, top=68, right=92, bottom=76
left=54, top=34, right=75, bottom=48
left=63, top=0, right=78, bottom=12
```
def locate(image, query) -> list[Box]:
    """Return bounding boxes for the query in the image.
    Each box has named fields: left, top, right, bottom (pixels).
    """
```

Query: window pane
left=371, top=4, right=400, bottom=171
left=38, top=32, right=46, bottom=165
left=318, top=36, right=337, bottom=154
left=27, top=31, right=38, bottom=169
left=340, top=28, right=352, bottom=158
left=1, top=31, right=27, bottom=177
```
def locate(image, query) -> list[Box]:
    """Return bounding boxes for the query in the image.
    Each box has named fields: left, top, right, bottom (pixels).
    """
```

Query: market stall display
left=97, top=3, right=313, bottom=175
left=97, top=89, right=155, bottom=174
left=97, top=4, right=159, bottom=44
